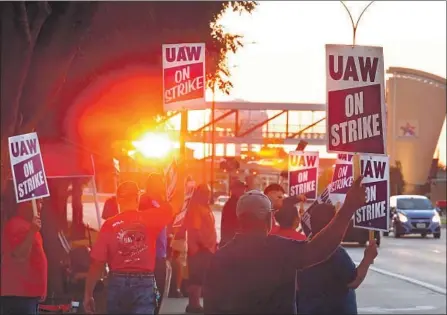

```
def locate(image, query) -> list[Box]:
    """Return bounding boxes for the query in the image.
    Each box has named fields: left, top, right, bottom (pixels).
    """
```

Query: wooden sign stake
left=352, top=153, right=374, bottom=263
left=31, top=194, right=38, bottom=217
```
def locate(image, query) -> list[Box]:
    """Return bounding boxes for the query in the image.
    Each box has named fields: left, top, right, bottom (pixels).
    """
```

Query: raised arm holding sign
left=325, top=42, right=388, bottom=256
left=8, top=133, right=50, bottom=215
left=3, top=132, right=49, bottom=313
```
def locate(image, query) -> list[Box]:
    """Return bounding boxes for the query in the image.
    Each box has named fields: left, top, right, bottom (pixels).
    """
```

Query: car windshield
left=397, top=198, right=433, bottom=210
left=218, top=196, right=229, bottom=202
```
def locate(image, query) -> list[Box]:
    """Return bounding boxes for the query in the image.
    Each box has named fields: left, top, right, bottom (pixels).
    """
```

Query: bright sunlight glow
left=131, top=132, right=173, bottom=159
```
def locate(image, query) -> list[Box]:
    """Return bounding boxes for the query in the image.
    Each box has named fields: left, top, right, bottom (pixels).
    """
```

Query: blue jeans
left=0, top=296, right=39, bottom=315
left=107, top=273, right=159, bottom=314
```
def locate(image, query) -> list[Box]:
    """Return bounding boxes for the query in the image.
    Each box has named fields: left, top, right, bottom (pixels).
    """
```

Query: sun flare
left=131, top=132, right=173, bottom=159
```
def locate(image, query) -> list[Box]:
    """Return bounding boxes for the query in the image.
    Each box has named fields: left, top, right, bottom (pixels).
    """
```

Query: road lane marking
left=355, top=262, right=446, bottom=295
left=359, top=305, right=435, bottom=313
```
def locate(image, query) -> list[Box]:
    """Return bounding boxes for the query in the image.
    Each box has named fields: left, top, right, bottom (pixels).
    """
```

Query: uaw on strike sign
left=326, top=44, right=386, bottom=155
left=164, top=157, right=178, bottom=202
left=172, top=178, right=196, bottom=228
left=288, top=151, right=319, bottom=200
left=162, top=43, right=206, bottom=111
left=8, top=132, right=50, bottom=203
left=354, top=155, right=390, bottom=232
left=330, top=153, right=353, bottom=205
left=302, top=154, right=390, bottom=236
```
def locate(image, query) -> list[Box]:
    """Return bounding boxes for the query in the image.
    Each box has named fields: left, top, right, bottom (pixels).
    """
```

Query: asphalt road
left=161, top=274, right=447, bottom=315
left=344, top=232, right=446, bottom=290
left=74, top=202, right=446, bottom=314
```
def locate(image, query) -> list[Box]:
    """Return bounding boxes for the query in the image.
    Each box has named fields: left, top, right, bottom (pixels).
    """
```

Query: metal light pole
left=179, top=110, right=188, bottom=188
left=202, top=113, right=207, bottom=184
left=340, top=0, right=377, bottom=246
left=210, top=83, right=216, bottom=202
left=339, top=1, right=375, bottom=46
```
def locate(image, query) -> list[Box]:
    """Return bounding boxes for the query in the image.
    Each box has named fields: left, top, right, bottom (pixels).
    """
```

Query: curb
left=362, top=264, right=447, bottom=295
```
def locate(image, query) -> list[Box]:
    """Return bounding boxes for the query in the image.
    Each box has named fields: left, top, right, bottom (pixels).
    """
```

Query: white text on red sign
left=330, top=91, right=381, bottom=147
left=290, top=171, right=316, bottom=196
left=331, top=165, right=353, bottom=192
left=165, top=66, right=204, bottom=103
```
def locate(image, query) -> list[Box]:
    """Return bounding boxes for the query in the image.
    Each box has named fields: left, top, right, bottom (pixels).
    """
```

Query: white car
left=215, top=195, right=230, bottom=208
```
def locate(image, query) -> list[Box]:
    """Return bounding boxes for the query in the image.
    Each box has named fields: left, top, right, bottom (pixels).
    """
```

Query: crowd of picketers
left=0, top=172, right=377, bottom=315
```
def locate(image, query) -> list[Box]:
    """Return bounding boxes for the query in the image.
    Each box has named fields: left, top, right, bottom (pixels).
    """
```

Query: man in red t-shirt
left=1, top=201, right=48, bottom=315
left=83, top=181, right=174, bottom=314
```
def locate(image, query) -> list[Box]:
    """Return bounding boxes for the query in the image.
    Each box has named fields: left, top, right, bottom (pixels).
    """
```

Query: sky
left=186, top=1, right=447, bottom=163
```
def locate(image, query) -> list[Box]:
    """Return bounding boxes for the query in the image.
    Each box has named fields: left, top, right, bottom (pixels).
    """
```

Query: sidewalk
left=160, top=270, right=446, bottom=314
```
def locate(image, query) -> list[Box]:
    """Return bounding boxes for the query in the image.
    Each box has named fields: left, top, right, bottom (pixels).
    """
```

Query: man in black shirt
left=203, top=177, right=367, bottom=314
left=220, top=180, right=247, bottom=247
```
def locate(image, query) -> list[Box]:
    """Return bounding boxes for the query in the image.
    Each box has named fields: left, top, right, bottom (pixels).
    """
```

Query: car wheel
left=383, top=231, right=389, bottom=237
left=434, top=232, right=441, bottom=239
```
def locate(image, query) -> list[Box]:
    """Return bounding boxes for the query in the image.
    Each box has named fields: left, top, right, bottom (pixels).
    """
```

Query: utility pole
left=179, top=110, right=188, bottom=188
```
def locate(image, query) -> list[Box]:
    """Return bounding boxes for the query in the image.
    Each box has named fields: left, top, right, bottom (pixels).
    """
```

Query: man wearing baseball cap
left=83, top=181, right=174, bottom=314
left=203, top=176, right=367, bottom=315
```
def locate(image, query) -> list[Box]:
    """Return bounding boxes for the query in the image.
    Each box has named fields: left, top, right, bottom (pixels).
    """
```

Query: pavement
left=344, top=233, right=447, bottom=291
left=160, top=272, right=446, bottom=314
left=72, top=201, right=447, bottom=314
